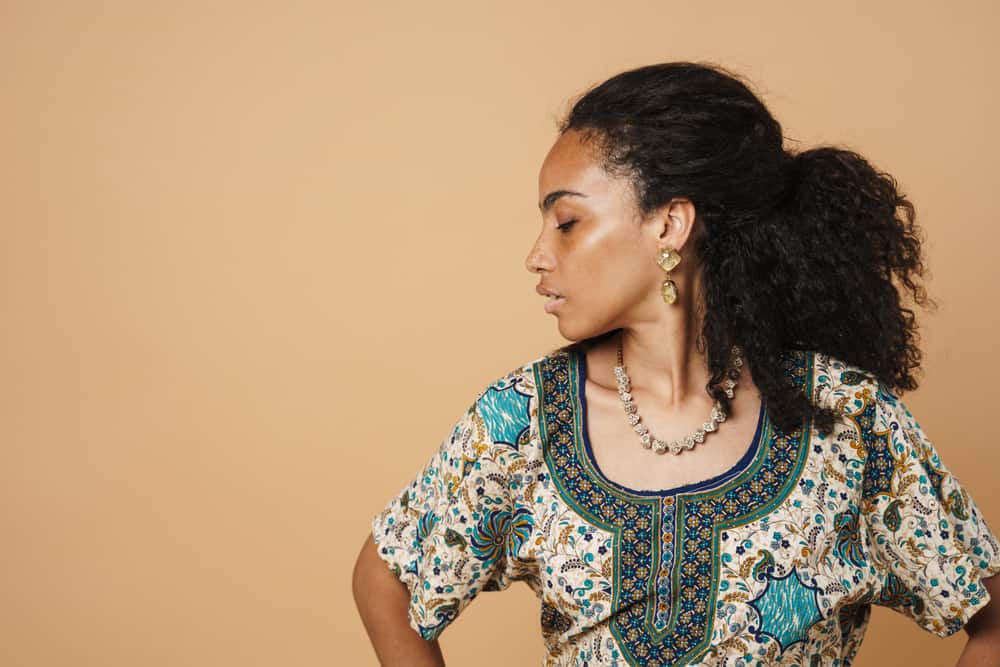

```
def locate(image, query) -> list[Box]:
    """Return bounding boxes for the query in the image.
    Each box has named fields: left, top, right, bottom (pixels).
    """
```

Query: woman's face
left=526, top=129, right=691, bottom=341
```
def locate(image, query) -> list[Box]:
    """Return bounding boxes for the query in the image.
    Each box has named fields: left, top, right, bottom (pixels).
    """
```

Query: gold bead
left=661, top=279, right=678, bottom=304
left=657, top=247, right=681, bottom=304
left=656, top=247, right=681, bottom=272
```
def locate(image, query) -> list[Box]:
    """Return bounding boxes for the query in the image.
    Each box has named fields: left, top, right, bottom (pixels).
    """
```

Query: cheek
left=571, top=244, right=653, bottom=305
left=558, top=265, right=645, bottom=338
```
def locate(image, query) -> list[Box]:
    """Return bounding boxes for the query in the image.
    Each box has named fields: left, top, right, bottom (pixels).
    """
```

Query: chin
left=556, top=314, right=619, bottom=344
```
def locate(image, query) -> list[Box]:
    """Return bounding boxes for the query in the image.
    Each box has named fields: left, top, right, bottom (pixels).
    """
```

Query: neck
left=611, top=267, right=717, bottom=409
left=617, top=317, right=710, bottom=410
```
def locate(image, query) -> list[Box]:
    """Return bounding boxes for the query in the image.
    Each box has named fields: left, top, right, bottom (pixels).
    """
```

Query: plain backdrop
left=3, top=1, right=998, bottom=665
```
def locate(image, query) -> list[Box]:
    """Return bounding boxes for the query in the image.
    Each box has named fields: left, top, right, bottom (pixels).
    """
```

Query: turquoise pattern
left=471, top=507, right=534, bottom=568
left=747, top=566, right=823, bottom=652
left=477, top=381, right=533, bottom=449
left=371, top=348, right=1000, bottom=664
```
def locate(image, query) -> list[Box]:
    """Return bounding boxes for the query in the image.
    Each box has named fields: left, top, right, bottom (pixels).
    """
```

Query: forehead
left=538, top=129, right=613, bottom=197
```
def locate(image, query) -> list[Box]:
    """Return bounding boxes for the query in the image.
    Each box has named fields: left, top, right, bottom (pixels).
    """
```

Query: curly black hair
left=553, top=61, right=936, bottom=438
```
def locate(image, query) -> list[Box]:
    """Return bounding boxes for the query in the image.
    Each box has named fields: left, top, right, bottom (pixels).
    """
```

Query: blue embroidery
left=848, top=386, right=897, bottom=507
left=533, top=347, right=814, bottom=665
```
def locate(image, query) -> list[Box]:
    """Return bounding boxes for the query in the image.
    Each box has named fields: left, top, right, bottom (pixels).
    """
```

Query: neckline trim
left=575, top=347, right=767, bottom=498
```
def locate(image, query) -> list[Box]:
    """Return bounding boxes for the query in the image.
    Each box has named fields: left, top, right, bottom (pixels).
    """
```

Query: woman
left=353, top=61, right=1000, bottom=666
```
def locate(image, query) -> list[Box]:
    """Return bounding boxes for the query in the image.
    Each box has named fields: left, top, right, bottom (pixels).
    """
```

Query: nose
left=525, top=236, right=553, bottom=274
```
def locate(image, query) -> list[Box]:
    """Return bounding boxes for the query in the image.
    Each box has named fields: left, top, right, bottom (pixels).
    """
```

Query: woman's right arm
left=352, top=532, right=446, bottom=667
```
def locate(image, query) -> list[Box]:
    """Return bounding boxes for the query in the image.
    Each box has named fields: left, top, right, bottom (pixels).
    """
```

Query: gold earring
left=656, top=247, right=681, bottom=304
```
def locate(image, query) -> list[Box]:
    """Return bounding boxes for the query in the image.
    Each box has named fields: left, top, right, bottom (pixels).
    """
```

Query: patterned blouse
left=370, top=346, right=1000, bottom=666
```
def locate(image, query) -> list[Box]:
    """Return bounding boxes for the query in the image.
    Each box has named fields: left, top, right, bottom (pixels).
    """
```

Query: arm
left=352, top=533, right=445, bottom=667
left=958, top=573, right=1000, bottom=666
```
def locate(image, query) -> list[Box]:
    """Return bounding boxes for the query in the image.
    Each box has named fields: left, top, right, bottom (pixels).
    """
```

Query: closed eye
left=556, top=219, right=578, bottom=232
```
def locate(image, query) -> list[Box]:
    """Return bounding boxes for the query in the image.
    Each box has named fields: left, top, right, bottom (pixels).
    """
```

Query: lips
left=536, top=284, right=562, bottom=298
left=543, top=295, right=566, bottom=313
left=537, top=285, right=566, bottom=313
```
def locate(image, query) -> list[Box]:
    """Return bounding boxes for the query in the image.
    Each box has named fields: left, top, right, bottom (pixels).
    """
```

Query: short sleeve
left=861, top=382, right=1000, bottom=637
left=370, top=397, right=531, bottom=641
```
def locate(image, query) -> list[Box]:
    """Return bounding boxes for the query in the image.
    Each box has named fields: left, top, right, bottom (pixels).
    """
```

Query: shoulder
left=467, top=346, right=569, bottom=451
left=471, top=347, right=572, bottom=449
left=808, top=350, right=925, bottom=461
left=810, top=350, right=893, bottom=415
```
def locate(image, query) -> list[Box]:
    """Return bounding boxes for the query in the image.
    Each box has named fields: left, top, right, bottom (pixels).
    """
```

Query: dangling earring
left=656, top=247, right=681, bottom=304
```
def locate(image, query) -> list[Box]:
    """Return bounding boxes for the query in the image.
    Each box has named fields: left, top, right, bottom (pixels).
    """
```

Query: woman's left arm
left=958, top=573, right=1000, bottom=666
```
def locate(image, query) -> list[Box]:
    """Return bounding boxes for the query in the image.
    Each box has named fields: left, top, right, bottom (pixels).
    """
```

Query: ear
left=653, top=198, right=698, bottom=251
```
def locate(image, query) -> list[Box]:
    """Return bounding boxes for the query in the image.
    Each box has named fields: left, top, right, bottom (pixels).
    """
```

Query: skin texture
left=353, top=533, right=445, bottom=666
left=960, top=573, right=1000, bottom=664
left=527, top=128, right=708, bottom=391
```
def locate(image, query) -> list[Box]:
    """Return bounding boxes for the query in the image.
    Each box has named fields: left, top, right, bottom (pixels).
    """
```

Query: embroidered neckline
left=532, top=347, right=815, bottom=665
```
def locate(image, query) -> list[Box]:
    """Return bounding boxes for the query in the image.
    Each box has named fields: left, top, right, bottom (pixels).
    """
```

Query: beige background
left=3, top=1, right=998, bottom=665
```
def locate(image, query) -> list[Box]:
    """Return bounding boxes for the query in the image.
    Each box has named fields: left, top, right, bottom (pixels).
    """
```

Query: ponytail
left=558, top=61, right=935, bottom=436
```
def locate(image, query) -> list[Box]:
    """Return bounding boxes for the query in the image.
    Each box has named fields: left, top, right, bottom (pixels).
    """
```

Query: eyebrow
left=538, top=189, right=587, bottom=212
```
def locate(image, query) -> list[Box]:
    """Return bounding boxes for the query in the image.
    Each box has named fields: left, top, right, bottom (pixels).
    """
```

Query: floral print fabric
left=371, top=348, right=1000, bottom=665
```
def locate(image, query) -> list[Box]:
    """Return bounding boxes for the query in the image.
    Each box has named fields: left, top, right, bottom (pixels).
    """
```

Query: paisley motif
left=833, top=504, right=867, bottom=568
left=882, top=499, right=902, bottom=533
left=416, top=510, right=439, bottom=544
left=443, top=527, right=467, bottom=549
left=751, top=549, right=777, bottom=581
